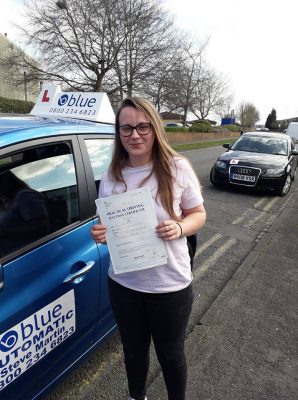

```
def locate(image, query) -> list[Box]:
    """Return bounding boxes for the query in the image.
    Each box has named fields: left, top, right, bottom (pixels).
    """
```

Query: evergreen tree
left=265, top=108, right=277, bottom=129
left=271, top=108, right=277, bottom=123
left=265, top=113, right=272, bottom=129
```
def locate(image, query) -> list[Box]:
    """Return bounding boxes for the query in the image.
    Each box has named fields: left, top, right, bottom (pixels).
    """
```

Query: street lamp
left=24, top=71, right=28, bottom=102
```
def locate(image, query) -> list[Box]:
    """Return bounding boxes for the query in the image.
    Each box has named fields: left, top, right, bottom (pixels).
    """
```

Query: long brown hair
left=109, top=97, right=181, bottom=220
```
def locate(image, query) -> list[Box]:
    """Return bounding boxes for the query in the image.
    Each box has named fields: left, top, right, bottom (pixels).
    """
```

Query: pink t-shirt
left=99, top=157, right=204, bottom=293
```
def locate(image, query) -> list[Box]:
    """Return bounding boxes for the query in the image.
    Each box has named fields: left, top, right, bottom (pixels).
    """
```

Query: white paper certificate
left=95, top=187, right=167, bottom=274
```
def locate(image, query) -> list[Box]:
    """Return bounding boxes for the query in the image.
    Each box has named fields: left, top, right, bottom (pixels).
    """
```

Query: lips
left=129, top=142, right=144, bottom=147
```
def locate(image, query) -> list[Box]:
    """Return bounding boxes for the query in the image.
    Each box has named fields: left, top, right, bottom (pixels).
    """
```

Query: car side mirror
left=223, top=143, right=230, bottom=149
left=290, top=149, right=298, bottom=155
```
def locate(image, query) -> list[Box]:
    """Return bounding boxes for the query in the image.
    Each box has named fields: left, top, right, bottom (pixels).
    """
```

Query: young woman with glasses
left=91, top=97, right=206, bottom=400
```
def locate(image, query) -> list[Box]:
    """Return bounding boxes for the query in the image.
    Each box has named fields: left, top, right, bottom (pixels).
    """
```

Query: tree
left=112, top=0, right=178, bottom=99
left=168, top=44, right=206, bottom=126
left=265, top=108, right=277, bottom=129
left=144, top=40, right=209, bottom=126
left=190, top=68, right=233, bottom=120
left=0, top=0, right=176, bottom=99
left=237, top=102, right=260, bottom=127
left=138, top=48, right=184, bottom=112
left=0, top=0, right=234, bottom=124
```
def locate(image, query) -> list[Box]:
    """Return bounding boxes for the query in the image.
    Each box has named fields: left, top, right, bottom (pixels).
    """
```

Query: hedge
left=189, top=123, right=212, bottom=133
left=223, top=124, right=241, bottom=132
left=195, top=119, right=212, bottom=127
left=165, top=127, right=189, bottom=133
left=0, top=96, right=35, bottom=114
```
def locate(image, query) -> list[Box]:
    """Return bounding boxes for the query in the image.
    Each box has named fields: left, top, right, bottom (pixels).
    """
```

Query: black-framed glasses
left=119, top=123, right=152, bottom=137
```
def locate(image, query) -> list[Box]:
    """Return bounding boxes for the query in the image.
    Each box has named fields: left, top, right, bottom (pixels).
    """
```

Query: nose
left=131, top=127, right=140, bottom=138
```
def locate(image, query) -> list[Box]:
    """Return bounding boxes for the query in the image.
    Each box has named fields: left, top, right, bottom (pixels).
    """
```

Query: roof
left=243, top=131, right=290, bottom=140
left=159, top=112, right=183, bottom=120
left=0, top=115, right=101, bottom=133
left=0, top=115, right=114, bottom=149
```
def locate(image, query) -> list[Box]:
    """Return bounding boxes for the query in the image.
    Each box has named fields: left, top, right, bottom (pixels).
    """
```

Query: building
left=276, top=117, right=298, bottom=131
left=0, top=33, right=38, bottom=102
left=159, top=112, right=183, bottom=126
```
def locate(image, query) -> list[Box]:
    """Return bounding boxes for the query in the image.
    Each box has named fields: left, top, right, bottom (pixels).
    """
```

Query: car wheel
left=292, top=168, right=296, bottom=181
left=210, top=168, right=217, bottom=185
left=278, top=174, right=292, bottom=196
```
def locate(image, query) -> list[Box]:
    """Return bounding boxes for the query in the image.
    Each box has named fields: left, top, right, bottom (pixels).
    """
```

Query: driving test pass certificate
left=95, top=187, right=167, bottom=274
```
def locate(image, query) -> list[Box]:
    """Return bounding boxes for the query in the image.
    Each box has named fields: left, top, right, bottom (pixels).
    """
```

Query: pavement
left=147, top=186, right=298, bottom=400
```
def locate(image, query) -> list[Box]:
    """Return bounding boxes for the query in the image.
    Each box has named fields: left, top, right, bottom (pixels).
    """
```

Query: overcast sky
left=1, top=0, right=298, bottom=124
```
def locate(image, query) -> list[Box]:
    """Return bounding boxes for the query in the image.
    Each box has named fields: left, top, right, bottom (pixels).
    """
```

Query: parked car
left=210, top=132, right=298, bottom=196
left=165, top=122, right=183, bottom=127
left=286, top=122, right=298, bottom=143
left=0, top=85, right=117, bottom=399
left=255, top=127, right=269, bottom=132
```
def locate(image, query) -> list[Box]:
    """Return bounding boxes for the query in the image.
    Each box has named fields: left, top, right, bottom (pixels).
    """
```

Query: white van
left=286, top=122, right=298, bottom=142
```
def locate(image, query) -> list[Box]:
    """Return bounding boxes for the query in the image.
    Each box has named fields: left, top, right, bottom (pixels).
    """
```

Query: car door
left=0, top=137, right=103, bottom=399
left=77, top=135, right=116, bottom=340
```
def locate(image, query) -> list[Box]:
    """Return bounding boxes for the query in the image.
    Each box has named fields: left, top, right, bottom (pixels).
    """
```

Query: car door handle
left=63, top=261, right=95, bottom=284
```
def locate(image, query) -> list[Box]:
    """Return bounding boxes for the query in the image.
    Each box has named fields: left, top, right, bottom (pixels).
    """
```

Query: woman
left=91, top=97, right=206, bottom=400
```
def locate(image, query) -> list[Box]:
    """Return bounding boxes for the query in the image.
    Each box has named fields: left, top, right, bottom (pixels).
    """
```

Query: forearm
left=179, top=209, right=206, bottom=237
left=155, top=204, right=206, bottom=241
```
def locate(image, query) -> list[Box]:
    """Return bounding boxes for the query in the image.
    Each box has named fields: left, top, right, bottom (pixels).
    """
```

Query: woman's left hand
left=156, top=220, right=181, bottom=241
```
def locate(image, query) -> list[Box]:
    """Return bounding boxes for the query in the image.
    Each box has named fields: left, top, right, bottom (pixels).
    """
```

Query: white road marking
left=254, top=197, right=267, bottom=208
left=193, top=238, right=237, bottom=279
left=263, top=196, right=280, bottom=212
left=233, top=196, right=280, bottom=227
left=195, top=233, right=222, bottom=258
left=244, top=212, right=265, bottom=227
left=232, top=208, right=251, bottom=225
left=245, top=197, right=280, bottom=227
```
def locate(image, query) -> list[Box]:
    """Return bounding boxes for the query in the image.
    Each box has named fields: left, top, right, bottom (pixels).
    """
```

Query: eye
left=120, top=125, right=132, bottom=133
left=138, top=123, right=151, bottom=132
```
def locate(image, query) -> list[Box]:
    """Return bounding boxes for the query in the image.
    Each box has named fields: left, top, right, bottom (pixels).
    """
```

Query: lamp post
left=24, top=71, right=28, bottom=102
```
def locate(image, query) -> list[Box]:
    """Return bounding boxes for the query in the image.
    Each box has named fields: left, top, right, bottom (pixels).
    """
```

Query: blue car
left=0, top=85, right=117, bottom=399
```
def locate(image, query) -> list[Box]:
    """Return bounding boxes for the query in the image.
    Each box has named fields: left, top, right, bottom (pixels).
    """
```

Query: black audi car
left=210, top=132, right=298, bottom=196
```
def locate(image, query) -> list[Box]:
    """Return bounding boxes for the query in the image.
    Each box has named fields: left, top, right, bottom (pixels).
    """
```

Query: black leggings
left=108, top=278, right=193, bottom=400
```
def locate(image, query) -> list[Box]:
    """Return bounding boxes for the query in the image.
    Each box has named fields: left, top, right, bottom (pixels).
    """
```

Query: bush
left=189, top=123, right=212, bottom=133
left=223, top=124, right=241, bottom=132
left=165, top=127, right=189, bottom=133
left=212, top=126, right=230, bottom=133
left=196, top=119, right=212, bottom=127
left=0, top=97, right=35, bottom=114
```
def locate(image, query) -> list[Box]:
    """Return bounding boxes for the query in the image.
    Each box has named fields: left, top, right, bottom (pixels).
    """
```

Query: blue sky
left=2, top=0, right=298, bottom=124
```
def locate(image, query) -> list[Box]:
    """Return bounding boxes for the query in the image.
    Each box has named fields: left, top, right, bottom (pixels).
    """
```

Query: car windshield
left=231, top=136, right=288, bottom=155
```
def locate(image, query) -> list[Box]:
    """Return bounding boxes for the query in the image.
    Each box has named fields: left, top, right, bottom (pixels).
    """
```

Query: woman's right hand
left=91, top=223, right=107, bottom=244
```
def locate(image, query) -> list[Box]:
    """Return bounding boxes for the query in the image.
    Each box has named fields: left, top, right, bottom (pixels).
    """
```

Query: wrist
left=176, top=222, right=183, bottom=238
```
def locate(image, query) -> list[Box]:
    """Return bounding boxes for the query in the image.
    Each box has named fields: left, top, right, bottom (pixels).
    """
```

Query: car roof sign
left=30, top=84, right=115, bottom=124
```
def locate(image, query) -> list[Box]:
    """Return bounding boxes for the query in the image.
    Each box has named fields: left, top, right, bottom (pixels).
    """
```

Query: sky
left=1, top=0, right=298, bottom=124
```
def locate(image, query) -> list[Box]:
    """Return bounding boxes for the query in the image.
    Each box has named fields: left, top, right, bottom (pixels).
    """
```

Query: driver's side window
left=0, top=142, right=79, bottom=259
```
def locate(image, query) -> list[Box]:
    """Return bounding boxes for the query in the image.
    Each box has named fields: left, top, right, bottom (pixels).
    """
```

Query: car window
left=0, top=142, right=79, bottom=258
left=85, top=138, right=114, bottom=192
left=232, top=136, right=288, bottom=155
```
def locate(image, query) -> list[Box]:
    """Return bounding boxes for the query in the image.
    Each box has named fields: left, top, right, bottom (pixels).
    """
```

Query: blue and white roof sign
left=31, top=84, right=115, bottom=124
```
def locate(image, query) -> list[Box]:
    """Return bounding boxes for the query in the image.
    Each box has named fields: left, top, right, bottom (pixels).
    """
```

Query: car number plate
left=232, top=173, right=256, bottom=182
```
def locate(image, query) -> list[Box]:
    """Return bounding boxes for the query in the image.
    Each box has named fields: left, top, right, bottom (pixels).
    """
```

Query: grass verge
left=171, top=138, right=236, bottom=152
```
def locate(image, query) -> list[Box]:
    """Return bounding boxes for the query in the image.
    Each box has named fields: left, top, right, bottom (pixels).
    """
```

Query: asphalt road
left=45, top=146, right=294, bottom=400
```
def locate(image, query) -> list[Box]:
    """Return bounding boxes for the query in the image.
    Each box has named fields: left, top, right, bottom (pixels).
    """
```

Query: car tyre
left=210, top=168, right=217, bottom=186
left=278, top=174, right=292, bottom=196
